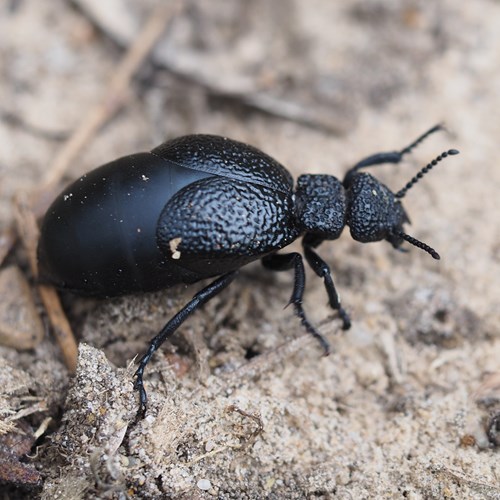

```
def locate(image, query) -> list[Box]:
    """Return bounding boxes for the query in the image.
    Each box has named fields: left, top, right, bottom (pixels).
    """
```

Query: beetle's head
left=344, top=149, right=459, bottom=260
left=345, top=172, right=411, bottom=248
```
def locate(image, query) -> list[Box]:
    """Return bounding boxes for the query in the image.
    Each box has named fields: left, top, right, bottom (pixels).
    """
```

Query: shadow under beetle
left=37, top=125, right=459, bottom=415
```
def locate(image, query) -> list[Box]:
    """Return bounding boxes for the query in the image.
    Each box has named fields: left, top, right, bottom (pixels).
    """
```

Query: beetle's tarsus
left=262, top=252, right=331, bottom=354
left=133, top=362, right=149, bottom=417
left=134, top=378, right=148, bottom=418
left=292, top=299, right=331, bottom=353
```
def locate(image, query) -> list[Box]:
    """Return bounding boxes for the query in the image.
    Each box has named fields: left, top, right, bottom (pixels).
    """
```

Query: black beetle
left=37, top=125, right=458, bottom=414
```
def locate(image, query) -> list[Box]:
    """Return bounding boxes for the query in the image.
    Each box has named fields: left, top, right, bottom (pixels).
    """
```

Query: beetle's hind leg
left=134, top=271, right=237, bottom=417
left=302, top=235, right=351, bottom=330
left=262, top=252, right=330, bottom=355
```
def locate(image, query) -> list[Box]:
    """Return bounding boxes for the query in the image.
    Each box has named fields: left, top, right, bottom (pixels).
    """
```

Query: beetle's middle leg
left=262, top=252, right=330, bottom=355
left=134, top=271, right=237, bottom=416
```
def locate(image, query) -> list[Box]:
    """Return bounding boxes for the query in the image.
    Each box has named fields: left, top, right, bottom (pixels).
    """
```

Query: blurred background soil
left=0, top=1, right=499, bottom=498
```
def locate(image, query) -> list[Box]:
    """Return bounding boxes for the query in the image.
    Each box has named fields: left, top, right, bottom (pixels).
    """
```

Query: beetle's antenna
left=395, top=149, right=459, bottom=199
left=394, top=230, right=440, bottom=260
left=399, top=123, right=445, bottom=156
left=344, top=124, right=445, bottom=182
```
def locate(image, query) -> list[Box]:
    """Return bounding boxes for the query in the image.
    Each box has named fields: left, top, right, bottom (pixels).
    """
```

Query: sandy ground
left=0, top=1, right=499, bottom=498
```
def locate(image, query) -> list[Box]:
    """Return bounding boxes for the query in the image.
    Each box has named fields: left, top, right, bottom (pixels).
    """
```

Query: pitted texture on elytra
left=157, top=177, right=299, bottom=261
left=347, top=173, right=408, bottom=243
left=295, top=174, right=347, bottom=239
left=151, top=135, right=293, bottom=194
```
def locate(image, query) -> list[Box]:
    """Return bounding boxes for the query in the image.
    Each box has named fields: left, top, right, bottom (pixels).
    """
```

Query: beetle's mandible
left=37, top=125, right=459, bottom=415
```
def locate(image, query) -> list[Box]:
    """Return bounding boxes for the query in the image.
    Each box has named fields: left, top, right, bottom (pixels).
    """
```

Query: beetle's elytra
left=37, top=126, right=459, bottom=414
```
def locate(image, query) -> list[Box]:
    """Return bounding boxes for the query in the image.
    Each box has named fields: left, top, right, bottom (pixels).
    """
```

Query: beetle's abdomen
left=38, top=153, right=213, bottom=296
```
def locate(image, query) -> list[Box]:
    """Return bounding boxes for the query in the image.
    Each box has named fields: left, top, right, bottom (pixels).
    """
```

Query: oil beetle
left=37, top=125, right=458, bottom=414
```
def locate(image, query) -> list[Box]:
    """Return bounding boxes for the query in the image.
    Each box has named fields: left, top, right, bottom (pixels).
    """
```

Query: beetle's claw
left=339, top=310, right=351, bottom=331
left=133, top=373, right=148, bottom=418
left=137, top=400, right=147, bottom=419
left=321, top=340, right=331, bottom=357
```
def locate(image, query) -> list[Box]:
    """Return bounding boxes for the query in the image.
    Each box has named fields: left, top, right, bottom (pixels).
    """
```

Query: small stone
left=197, top=478, right=212, bottom=490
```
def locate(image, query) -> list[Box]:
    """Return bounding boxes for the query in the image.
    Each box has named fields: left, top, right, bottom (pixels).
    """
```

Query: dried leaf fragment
left=0, top=266, right=44, bottom=350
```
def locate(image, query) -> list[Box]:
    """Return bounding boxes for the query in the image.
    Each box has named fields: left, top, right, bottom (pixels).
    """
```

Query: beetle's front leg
left=262, top=252, right=330, bottom=355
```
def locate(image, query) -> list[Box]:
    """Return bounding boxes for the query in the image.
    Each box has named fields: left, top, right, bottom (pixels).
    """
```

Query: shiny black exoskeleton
left=37, top=125, right=459, bottom=414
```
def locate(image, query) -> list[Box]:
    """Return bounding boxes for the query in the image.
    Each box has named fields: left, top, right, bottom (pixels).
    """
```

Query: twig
left=433, top=464, right=500, bottom=496
left=187, top=406, right=264, bottom=465
left=7, top=401, right=49, bottom=422
left=41, top=1, right=184, bottom=190
left=152, top=69, right=349, bottom=134
left=0, top=225, right=16, bottom=267
left=0, top=109, right=69, bottom=142
left=226, top=404, right=264, bottom=446
left=1, top=2, right=184, bottom=267
left=219, top=329, right=332, bottom=389
left=13, top=192, right=78, bottom=373
left=33, top=417, right=52, bottom=440
left=6, top=4, right=185, bottom=372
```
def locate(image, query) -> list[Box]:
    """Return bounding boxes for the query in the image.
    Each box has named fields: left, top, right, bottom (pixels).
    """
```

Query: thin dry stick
left=9, top=3, right=184, bottom=371
left=0, top=225, right=16, bottom=267
left=40, top=0, right=184, bottom=189
left=219, top=332, right=317, bottom=389
left=13, top=192, right=78, bottom=373
left=1, top=1, right=184, bottom=268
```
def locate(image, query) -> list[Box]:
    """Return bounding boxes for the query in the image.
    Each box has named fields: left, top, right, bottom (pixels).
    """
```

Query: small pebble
left=197, top=479, right=212, bottom=491
left=205, top=440, right=216, bottom=452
